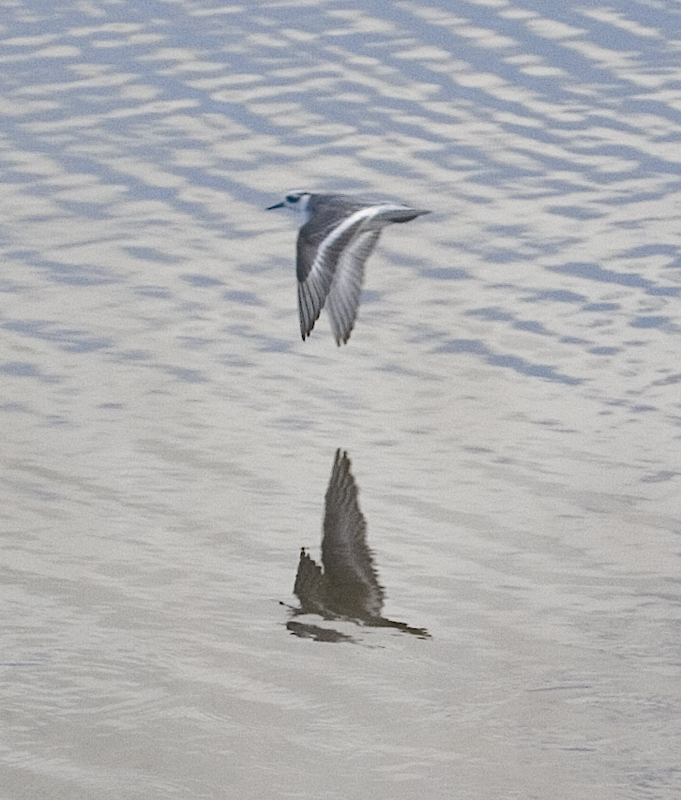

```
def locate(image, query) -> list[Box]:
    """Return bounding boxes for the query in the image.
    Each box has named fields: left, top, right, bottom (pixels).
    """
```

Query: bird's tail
left=374, top=206, right=431, bottom=224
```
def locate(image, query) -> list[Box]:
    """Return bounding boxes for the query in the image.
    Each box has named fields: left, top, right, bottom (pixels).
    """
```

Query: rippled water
left=2, top=1, right=680, bottom=798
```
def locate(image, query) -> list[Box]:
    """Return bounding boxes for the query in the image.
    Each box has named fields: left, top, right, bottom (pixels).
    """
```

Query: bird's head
left=267, top=190, right=312, bottom=215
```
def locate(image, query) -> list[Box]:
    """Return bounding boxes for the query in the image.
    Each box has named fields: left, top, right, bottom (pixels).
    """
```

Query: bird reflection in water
left=287, top=449, right=430, bottom=641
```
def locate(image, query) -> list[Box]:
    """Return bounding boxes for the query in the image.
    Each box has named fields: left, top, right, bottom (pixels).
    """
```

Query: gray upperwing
left=296, top=230, right=330, bottom=339
left=296, top=210, right=370, bottom=340
left=326, top=229, right=381, bottom=345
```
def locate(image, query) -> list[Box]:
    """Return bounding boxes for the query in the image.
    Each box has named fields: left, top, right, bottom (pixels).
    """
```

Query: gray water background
left=1, top=1, right=680, bottom=798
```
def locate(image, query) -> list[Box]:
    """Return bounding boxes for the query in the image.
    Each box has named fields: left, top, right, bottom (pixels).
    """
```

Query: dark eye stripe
left=287, top=195, right=300, bottom=203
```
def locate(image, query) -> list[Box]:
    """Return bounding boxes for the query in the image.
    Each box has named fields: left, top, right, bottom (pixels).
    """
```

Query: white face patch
left=297, top=193, right=312, bottom=221
left=284, top=191, right=312, bottom=218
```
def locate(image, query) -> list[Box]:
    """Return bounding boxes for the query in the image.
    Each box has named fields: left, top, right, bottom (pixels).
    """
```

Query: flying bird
left=267, top=191, right=430, bottom=344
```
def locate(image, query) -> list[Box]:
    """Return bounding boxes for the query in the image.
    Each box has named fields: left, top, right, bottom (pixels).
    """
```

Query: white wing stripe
left=306, top=206, right=386, bottom=286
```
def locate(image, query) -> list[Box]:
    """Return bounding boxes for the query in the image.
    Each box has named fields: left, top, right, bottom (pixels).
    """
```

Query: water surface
left=1, top=1, right=680, bottom=798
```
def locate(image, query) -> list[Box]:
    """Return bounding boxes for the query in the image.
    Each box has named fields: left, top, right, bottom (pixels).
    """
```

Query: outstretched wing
left=322, top=449, right=384, bottom=618
left=326, top=230, right=381, bottom=345
left=296, top=209, right=374, bottom=341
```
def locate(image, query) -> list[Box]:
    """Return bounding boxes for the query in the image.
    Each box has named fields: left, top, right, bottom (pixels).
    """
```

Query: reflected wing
left=293, top=548, right=325, bottom=615
left=321, top=449, right=384, bottom=617
left=326, top=230, right=381, bottom=345
left=296, top=210, right=373, bottom=341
